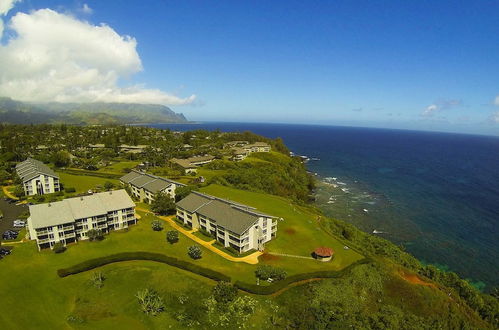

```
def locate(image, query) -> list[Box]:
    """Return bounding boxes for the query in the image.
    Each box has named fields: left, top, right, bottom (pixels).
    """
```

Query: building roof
left=314, top=247, right=334, bottom=257
left=245, top=142, right=270, bottom=148
left=170, top=158, right=197, bottom=169
left=120, top=170, right=184, bottom=193
left=28, top=189, right=135, bottom=229
left=176, top=192, right=276, bottom=235
left=15, top=158, right=59, bottom=182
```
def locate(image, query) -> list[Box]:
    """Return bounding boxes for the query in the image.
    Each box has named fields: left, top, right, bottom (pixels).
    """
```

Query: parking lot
left=0, top=198, right=27, bottom=244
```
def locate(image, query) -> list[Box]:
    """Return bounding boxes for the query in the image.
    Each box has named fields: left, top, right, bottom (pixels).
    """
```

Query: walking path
left=136, top=207, right=262, bottom=264
left=267, top=252, right=315, bottom=260
left=2, top=186, right=18, bottom=200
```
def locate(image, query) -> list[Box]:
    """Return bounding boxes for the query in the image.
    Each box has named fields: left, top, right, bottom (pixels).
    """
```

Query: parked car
left=0, top=248, right=11, bottom=255
left=2, top=230, right=18, bottom=240
left=13, top=220, right=26, bottom=228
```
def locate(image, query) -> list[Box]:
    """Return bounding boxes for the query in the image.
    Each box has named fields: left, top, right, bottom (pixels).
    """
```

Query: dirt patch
left=284, top=228, right=296, bottom=235
left=399, top=270, right=436, bottom=288
left=260, top=253, right=280, bottom=261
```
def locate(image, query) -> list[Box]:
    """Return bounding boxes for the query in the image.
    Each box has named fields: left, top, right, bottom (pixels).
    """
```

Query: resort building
left=231, top=147, right=249, bottom=161
left=170, top=155, right=215, bottom=174
left=119, top=144, right=149, bottom=154
left=120, top=170, right=185, bottom=203
left=16, top=158, right=60, bottom=196
left=88, top=143, right=106, bottom=149
left=176, top=192, right=279, bottom=253
left=243, top=142, right=271, bottom=153
left=27, top=190, right=136, bottom=250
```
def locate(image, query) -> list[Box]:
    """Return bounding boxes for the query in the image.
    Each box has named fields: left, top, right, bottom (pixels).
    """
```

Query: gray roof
left=176, top=192, right=275, bottom=235
left=120, top=170, right=184, bottom=193
left=16, top=158, right=59, bottom=182
left=28, top=189, right=135, bottom=229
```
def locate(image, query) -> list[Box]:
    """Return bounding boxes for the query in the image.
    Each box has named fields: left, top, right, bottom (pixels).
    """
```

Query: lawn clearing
left=58, top=172, right=120, bottom=193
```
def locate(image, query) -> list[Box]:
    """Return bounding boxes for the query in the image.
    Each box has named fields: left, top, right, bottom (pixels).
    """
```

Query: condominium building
left=170, top=155, right=216, bottom=174
left=176, top=192, right=278, bottom=253
left=120, top=170, right=185, bottom=203
left=243, top=142, right=271, bottom=153
left=16, top=158, right=60, bottom=196
left=27, top=190, right=136, bottom=250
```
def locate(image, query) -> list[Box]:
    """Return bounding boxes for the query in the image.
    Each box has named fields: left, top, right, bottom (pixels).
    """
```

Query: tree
left=135, top=288, right=165, bottom=316
left=213, top=281, right=238, bottom=304
left=87, top=229, right=104, bottom=241
left=188, top=245, right=202, bottom=259
left=13, top=184, right=25, bottom=198
left=151, top=220, right=163, bottom=231
left=52, top=150, right=71, bottom=167
left=175, top=185, right=197, bottom=202
left=150, top=192, right=176, bottom=215
left=91, top=271, right=105, bottom=288
left=255, top=265, right=287, bottom=281
left=53, top=242, right=66, bottom=253
left=103, top=181, right=115, bottom=191
left=166, top=230, right=179, bottom=244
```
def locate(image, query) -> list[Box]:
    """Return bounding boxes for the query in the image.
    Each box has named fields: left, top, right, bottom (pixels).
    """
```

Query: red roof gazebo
left=314, top=247, right=334, bottom=261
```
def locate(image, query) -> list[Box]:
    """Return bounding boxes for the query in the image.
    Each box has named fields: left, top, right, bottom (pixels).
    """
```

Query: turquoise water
left=149, top=122, right=499, bottom=289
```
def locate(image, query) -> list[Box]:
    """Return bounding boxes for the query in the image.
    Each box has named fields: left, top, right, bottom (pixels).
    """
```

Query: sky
left=0, top=0, right=498, bottom=135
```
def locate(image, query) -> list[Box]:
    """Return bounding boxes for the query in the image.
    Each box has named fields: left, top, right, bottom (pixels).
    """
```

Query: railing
left=36, top=230, right=49, bottom=236
left=37, top=238, right=51, bottom=244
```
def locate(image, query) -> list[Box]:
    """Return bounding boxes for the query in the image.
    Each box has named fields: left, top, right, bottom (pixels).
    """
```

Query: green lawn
left=0, top=183, right=364, bottom=328
left=97, top=161, right=140, bottom=175
left=58, top=172, right=120, bottom=193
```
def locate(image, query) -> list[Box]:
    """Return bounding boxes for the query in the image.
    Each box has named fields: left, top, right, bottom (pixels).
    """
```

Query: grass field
left=0, top=183, right=363, bottom=328
left=97, top=161, right=141, bottom=175
left=58, top=172, right=120, bottom=193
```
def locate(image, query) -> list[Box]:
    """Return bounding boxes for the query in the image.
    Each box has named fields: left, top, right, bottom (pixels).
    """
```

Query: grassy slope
left=0, top=183, right=362, bottom=328
left=200, top=185, right=364, bottom=272
left=58, top=172, right=120, bottom=193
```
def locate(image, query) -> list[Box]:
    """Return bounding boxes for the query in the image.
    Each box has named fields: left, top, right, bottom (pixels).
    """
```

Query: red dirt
left=260, top=253, right=280, bottom=261
left=284, top=228, right=296, bottom=235
left=399, top=271, right=436, bottom=288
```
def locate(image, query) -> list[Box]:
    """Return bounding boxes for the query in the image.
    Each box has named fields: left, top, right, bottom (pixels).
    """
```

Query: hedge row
left=57, top=251, right=231, bottom=282
left=59, top=169, right=122, bottom=180
left=234, top=258, right=370, bottom=295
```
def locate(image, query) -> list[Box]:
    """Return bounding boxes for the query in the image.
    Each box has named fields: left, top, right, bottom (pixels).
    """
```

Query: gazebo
left=313, top=247, right=334, bottom=262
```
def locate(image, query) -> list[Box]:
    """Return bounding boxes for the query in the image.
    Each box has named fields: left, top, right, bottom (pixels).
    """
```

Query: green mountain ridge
left=0, top=97, right=188, bottom=125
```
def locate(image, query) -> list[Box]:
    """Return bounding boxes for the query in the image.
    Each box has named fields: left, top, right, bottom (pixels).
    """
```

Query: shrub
left=151, top=192, right=176, bottom=215
left=65, top=187, right=76, bottom=193
left=188, top=245, right=202, bottom=260
left=34, top=194, right=46, bottom=203
left=136, top=288, right=164, bottom=316
left=255, top=265, right=287, bottom=281
left=213, top=281, right=238, bottom=304
left=87, top=229, right=104, bottom=241
left=91, top=271, right=105, bottom=288
left=104, top=181, right=115, bottom=191
left=151, top=220, right=163, bottom=231
left=53, top=242, right=66, bottom=253
left=166, top=230, right=179, bottom=244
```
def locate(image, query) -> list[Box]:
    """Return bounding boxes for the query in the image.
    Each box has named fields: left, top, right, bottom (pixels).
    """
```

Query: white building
left=176, top=192, right=278, bottom=253
left=27, top=190, right=136, bottom=250
left=16, top=158, right=60, bottom=196
left=120, top=170, right=185, bottom=204
left=243, top=142, right=271, bottom=153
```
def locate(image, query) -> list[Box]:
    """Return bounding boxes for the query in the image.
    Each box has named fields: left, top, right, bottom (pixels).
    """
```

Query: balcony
left=37, top=238, right=51, bottom=244
left=62, top=225, right=74, bottom=231
left=36, top=230, right=49, bottom=236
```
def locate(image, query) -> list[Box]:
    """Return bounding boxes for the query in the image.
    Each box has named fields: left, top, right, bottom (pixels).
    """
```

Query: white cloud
left=0, top=8, right=195, bottom=105
left=422, top=104, right=438, bottom=117
left=489, top=111, right=499, bottom=124
left=0, top=18, right=3, bottom=37
left=421, top=99, right=461, bottom=117
left=494, top=95, right=499, bottom=106
left=81, top=3, right=93, bottom=15
left=0, top=0, right=20, bottom=15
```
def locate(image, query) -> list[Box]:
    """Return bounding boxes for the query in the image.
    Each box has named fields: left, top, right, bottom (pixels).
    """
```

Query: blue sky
left=1, top=1, right=499, bottom=135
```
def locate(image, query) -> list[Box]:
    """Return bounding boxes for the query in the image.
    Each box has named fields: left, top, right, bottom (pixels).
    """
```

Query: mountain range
left=0, top=97, right=188, bottom=125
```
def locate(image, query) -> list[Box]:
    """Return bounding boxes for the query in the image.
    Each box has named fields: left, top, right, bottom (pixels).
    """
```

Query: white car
left=13, top=220, right=26, bottom=228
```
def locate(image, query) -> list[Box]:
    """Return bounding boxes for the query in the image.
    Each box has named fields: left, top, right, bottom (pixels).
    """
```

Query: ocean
left=146, top=122, right=499, bottom=289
